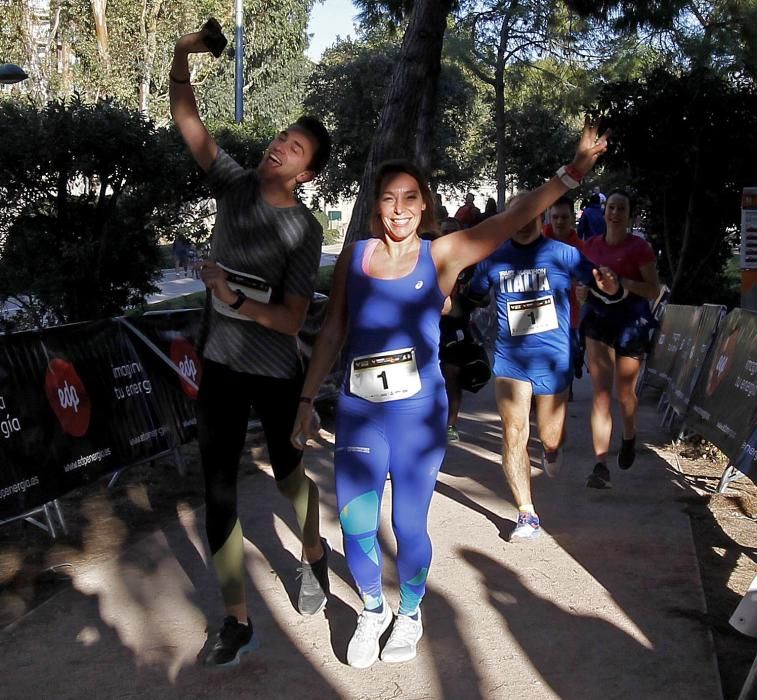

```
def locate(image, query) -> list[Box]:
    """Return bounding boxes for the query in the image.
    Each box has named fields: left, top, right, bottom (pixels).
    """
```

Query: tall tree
left=451, top=1, right=590, bottom=208
left=599, top=67, right=757, bottom=304
left=304, top=34, right=487, bottom=202
left=345, top=0, right=454, bottom=243
left=0, top=97, right=201, bottom=328
left=200, top=0, right=315, bottom=132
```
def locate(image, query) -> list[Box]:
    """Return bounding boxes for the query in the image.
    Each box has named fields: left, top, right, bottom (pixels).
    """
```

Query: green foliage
left=599, top=67, right=757, bottom=305
left=54, top=0, right=231, bottom=115
left=562, top=0, right=689, bottom=30
left=199, top=0, right=315, bottom=131
left=129, top=291, right=207, bottom=315
left=304, top=34, right=487, bottom=201
left=5, top=1, right=313, bottom=126
left=500, top=100, right=576, bottom=189
left=0, top=97, right=198, bottom=328
left=315, top=264, right=335, bottom=294
left=311, top=211, right=341, bottom=245
left=0, top=1, right=26, bottom=66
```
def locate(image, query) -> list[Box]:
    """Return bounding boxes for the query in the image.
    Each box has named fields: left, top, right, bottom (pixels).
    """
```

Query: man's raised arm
left=169, top=32, right=217, bottom=172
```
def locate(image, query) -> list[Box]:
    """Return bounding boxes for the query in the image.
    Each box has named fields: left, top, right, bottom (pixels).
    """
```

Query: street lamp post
left=0, top=64, right=28, bottom=85
left=234, top=0, right=243, bottom=123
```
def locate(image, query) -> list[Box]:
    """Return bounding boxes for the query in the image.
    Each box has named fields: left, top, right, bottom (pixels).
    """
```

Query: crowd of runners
left=169, top=26, right=660, bottom=669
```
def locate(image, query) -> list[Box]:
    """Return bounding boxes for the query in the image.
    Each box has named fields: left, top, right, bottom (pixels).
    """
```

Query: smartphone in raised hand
left=200, top=18, right=227, bottom=58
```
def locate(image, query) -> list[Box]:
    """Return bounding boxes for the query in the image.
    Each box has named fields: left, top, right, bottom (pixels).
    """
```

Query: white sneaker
left=346, top=605, right=393, bottom=669
left=381, top=610, right=423, bottom=663
left=541, top=447, right=563, bottom=478
left=509, top=512, right=541, bottom=541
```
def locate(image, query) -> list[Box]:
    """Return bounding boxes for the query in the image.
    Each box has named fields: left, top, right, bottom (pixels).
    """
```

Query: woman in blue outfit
left=291, top=123, right=607, bottom=669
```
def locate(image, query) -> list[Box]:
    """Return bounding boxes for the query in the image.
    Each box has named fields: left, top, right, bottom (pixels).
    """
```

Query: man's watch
left=229, top=289, right=247, bottom=310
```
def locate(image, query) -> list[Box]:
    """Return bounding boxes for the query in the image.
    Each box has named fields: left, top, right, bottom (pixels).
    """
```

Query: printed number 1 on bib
left=507, top=295, right=559, bottom=336
left=350, top=347, right=421, bottom=402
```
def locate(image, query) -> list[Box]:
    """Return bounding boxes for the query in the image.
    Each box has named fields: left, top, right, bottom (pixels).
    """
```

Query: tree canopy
left=0, top=97, right=197, bottom=328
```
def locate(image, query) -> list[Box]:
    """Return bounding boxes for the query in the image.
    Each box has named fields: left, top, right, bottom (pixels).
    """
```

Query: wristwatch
left=229, top=289, right=247, bottom=310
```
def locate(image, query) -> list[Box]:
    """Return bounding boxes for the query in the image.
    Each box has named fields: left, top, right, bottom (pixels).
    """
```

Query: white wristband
left=556, top=165, right=580, bottom=189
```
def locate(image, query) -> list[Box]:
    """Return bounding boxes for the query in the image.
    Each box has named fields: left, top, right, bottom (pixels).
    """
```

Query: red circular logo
left=706, top=327, right=739, bottom=397
left=170, top=337, right=202, bottom=399
left=44, top=359, right=91, bottom=437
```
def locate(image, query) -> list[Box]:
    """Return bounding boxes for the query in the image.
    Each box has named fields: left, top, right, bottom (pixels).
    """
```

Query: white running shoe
left=381, top=609, right=423, bottom=663
left=346, top=605, right=393, bottom=669
left=509, top=512, right=541, bottom=541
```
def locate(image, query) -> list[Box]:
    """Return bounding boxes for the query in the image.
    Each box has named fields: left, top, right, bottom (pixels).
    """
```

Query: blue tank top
left=343, top=238, right=445, bottom=398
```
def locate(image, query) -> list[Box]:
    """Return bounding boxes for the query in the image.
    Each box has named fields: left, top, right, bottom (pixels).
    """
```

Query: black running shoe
left=205, top=616, right=258, bottom=667
left=298, top=538, right=331, bottom=615
left=617, top=436, right=636, bottom=470
left=586, top=462, right=612, bottom=489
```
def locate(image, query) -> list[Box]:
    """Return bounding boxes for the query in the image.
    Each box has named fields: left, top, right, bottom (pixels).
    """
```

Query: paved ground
left=0, top=372, right=722, bottom=699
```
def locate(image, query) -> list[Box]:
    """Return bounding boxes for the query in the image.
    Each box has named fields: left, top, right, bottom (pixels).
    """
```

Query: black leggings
left=196, top=359, right=305, bottom=554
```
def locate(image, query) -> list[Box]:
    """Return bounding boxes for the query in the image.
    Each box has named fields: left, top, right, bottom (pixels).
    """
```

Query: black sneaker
left=205, top=616, right=258, bottom=667
left=617, top=436, right=636, bottom=470
left=586, top=462, right=612, bottom=489
left=297, top=538, right=330, bottom=615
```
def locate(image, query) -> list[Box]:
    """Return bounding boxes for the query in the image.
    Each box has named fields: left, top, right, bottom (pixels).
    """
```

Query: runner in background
left=454, top=192, right=481, bottom=228
left=468, top=192, right=623, bottom=541
left=170, top=28, right=332, bottom=667
left=580, top=189, right=660, bottom=489
left=292, top=122, right=608, bottom=667
left=438, top=217, right=475, bottom=442
left=543, top=196, right=585, bottom=400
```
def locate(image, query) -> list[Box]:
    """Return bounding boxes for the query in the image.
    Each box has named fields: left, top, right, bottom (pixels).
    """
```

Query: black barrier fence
left=684, top=307, right=757, bottom=480
left=0, top=295, right=338, bottom=523
left=643, top=304, right=757, bottom=486
left=642, top=304, right=700, bottom=392
left=665, top=304, right=726, bottom=416
left=0, top=316, right=198, bottom=519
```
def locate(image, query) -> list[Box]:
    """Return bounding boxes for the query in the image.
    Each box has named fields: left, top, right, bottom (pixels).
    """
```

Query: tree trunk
left=345, top=0, right=453, bottom=244
left=670, top=138, right=701, bottom=300
left=138, top=1, right=162, bottom=115
left=494, top=2, right=517, bottom=210
left=91, top=0, right=109, bottom=67
left=414, top=66, right=441, bottom=178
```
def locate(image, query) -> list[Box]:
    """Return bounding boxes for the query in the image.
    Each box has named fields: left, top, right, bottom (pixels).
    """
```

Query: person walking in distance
left=454, top=193, right=481, bottom=228
left=170, top=27, right=332, bottom=667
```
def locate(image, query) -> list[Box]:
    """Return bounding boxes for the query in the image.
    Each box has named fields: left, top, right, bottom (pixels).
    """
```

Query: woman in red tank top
left=580, top=190, right=660, bottom=489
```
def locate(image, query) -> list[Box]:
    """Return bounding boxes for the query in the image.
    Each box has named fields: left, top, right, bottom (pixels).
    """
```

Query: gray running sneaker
left=297, top=537, right=331, bottom=615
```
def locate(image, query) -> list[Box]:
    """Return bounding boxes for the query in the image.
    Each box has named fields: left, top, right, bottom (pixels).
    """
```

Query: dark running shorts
left=581, top=310, right=652, bottom=358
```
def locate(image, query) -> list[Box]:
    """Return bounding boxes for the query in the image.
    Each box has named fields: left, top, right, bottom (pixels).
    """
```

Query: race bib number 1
left=212, top=263, right=272, bottom=321
left=349, top=347, right=421, bottom=402
left=507, top=295, right=559, bottom=336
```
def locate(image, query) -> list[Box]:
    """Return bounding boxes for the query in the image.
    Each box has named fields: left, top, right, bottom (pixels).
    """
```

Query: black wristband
left=169, top=73, right=190, bottom=84
left=298, top=396, right=313, bottom=404
left=229, top=290, right=246, bottom=310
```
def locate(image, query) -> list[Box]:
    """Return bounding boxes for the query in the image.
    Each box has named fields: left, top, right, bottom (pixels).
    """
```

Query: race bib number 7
left=349, top=347, right=421, bottom=403
left=212, top=263, right=272, bottom=321
left=507, top=295, right=559, bottom=336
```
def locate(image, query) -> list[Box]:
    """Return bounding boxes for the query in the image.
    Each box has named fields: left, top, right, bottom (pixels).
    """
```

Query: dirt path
left=0, top=376, right=749, bottom=698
